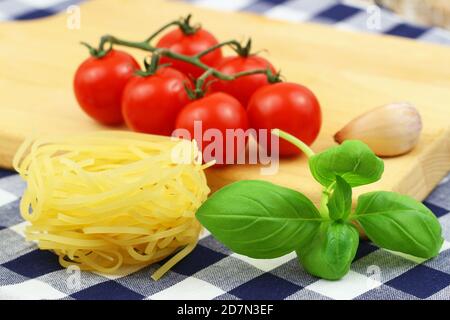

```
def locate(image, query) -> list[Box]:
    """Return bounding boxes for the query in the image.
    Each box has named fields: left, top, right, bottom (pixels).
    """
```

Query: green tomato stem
left=193, top=64, right=271, bottom=97
left=194, top=40, right=241, bottom=58
left=92, top=15, right=279, bottom=84
left=144, top=20, right=180, bottom=43
left=196, top=68, right=215, bottom=86
left=99, top=35, right=268, bottom=81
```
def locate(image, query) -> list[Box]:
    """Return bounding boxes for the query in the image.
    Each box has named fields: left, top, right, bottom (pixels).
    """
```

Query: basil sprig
left=355, top=191, right=443, bottom=259
left=196, top=180, right=323, bottom=258
left=196, top=131, right=443, bottom=280
left=297, top=221, right=359, bottom=280
left=327, top=176, right=352, bottom=220
left=309, top=140, right=384, bottom=187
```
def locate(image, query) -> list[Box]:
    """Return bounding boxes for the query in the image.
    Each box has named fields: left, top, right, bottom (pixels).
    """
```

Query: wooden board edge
left=393, top=127, right=450, bottom=201
left=2, top=127, right=450, bottom=199
left=0, top=131, right=21, bottom=171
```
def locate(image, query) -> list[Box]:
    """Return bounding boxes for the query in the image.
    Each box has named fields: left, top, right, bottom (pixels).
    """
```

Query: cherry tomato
left=247, top=82, right=322, bottom=157
left=74, top=49, right=139, bottom=125
left=156, top=28, right=222, bottom=78
left=175, top=92, right=248, bottom=165
left=122, top=67, right=191, bottom=136
left=210, top=55, right=276, bottom=107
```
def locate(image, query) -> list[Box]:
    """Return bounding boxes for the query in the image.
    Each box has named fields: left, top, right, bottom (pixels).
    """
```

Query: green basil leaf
left=327, top=175, right=352, bottom=220
left=355, top=191, right=443, bottom=259
left=309, top=140, right=384, bottom=187
left=196, top=180, right=323, bottom=259
left=296, top=221, right=359, bottom=280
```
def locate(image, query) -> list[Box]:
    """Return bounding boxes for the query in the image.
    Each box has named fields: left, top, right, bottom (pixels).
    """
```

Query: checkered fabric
left=1, top=0, right=450, bottom=45
left=1, top=0, right=450, bottom=300
left=1, top=169, right=450, bottom=300
left=0, top=0, right=84, bottom=21
left=184, top=0, right=450, bottom=45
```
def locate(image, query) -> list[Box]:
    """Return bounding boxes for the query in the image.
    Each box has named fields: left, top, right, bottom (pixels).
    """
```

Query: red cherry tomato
left=175, top=92, right=249, bottom=165
left=210, top=55, right=276, bottom=107
left=122, top=67, right=191, bottom=136
left=247, top=82, right=322, bottom=157
left=74, top=50, right=139, bottom=125
left=156, top=28, right=222, bottom=78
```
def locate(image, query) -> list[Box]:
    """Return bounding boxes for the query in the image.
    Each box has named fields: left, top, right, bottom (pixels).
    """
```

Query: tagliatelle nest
left=13, top=131, right=211, bottom=280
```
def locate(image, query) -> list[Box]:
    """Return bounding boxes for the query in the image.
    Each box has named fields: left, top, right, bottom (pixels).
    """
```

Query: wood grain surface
left=0, top=0, right=449, bottom=205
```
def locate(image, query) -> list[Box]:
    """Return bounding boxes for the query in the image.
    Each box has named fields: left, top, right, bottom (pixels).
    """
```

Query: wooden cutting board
left=0, top=0, right=449, bottom=205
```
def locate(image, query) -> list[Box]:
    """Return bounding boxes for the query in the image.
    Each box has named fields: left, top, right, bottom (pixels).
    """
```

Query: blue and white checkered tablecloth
left=1, top=0, right=450, bottom=300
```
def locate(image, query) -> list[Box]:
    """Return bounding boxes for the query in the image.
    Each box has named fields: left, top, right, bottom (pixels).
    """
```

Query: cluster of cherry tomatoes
left=74, top=16, right=322, bottom=164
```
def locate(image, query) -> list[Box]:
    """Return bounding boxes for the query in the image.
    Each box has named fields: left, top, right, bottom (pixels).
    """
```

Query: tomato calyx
left=228, top=39, right=283, bottom=83
left=80, top=41, right=112, bottom=59
left=177, top=14, right=200, bottom=36
left=184, top=69, right=214, bottom=100
left=231, top=39, right=253, bottom=58
left=266, top=69, right=283, bottom=84
left=135, top=53, right=170, bottom=77
left=230, top=39, right=282, bottom=83
left=184, top=83, right=201, bottom=100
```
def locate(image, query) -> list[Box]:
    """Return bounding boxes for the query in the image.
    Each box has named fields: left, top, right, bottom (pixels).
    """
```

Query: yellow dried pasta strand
left=15, top=131, right=210, bottom=280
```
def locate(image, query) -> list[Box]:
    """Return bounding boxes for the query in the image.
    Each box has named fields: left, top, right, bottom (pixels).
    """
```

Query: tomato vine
left=82, top=14, right=280, bottom=94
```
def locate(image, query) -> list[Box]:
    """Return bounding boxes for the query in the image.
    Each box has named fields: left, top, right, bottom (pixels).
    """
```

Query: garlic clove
left=334, top=102, right=422, bottom=157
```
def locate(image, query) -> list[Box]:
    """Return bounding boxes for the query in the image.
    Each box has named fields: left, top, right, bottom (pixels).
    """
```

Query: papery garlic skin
left=334, top=102, right=422, bottom=157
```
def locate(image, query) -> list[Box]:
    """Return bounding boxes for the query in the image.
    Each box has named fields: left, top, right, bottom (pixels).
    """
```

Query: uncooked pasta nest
left=13, top=131, right=211, bottom=280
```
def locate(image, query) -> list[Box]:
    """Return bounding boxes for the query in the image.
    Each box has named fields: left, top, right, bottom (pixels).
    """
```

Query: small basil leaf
left=327, top=175, right=352, bottom=220
left=309, top=140, right=384, bottom=187
left=355, top=191, right=443, bottom=259
left=296, top=221, right=359, bottom=280
left=196, top=180, right=323, bottom=259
